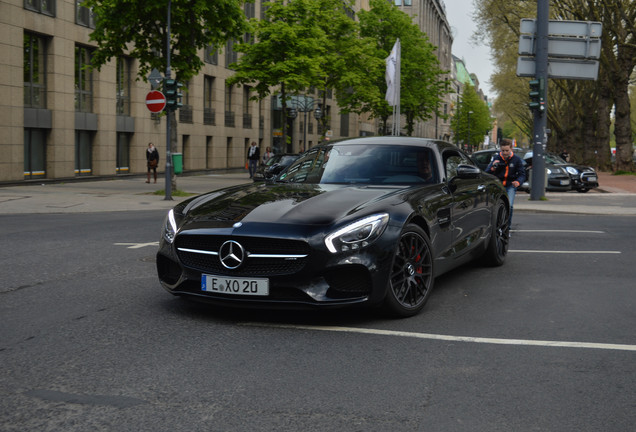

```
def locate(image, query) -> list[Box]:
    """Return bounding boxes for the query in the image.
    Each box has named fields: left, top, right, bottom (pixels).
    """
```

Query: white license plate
left=560, top=180, right=570, bottom=185
left=587, top=176, right=597, bottom=182
left=201, top=274, right=269, bottom=296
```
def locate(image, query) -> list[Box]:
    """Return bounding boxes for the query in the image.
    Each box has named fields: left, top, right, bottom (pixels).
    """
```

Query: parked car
left=470, top=149, right=499, bottom=171
left=470, top=147, right=528, bottom=171
left=157, top=137, right=510, bottom=318
left=520, top=151, right=571, bottom=192
left=548, top=153, right=599, bottom=193
left=253, top=153, right=300, bottom=182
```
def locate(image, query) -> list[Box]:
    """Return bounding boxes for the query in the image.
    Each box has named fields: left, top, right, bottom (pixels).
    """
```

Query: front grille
left=175, top=234, right=310, bottom=277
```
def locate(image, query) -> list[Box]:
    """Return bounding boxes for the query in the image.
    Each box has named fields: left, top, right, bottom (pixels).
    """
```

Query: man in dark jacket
left=247, top=141, right=260, bottom=179
left=486, top=139, right=526, bottom=228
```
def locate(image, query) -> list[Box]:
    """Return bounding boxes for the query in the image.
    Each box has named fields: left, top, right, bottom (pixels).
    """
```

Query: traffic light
left=164, top=78, right=183, bottom=110
left=528, top=78, right=545, bottom=112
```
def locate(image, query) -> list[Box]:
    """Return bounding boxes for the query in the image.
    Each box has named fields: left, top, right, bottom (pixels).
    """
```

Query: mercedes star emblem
left=219, top=240, right=245, bottom=269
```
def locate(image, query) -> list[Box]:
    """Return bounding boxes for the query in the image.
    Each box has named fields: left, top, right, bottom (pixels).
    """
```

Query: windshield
left=277, top=144, right=439, bottom=185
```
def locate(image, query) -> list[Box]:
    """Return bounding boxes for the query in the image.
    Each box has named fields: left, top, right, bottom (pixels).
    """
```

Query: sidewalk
left=1, top=171, right=635, bottom=216
left=0, top=173, right=250, bottom=215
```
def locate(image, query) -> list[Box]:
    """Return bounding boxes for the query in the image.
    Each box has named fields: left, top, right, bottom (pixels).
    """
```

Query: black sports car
left=157, top=137, right=510, bottom=317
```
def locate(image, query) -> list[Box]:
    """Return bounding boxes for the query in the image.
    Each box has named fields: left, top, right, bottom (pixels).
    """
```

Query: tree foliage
left=473, top=0, right=635, bottom=171
left=450, top=83, right=492, bottom=151
left=357, top=0, right=448, bottom=135
left=227, top=0, right=331, bottom=146
left=84, top=0, right=249, bottom=82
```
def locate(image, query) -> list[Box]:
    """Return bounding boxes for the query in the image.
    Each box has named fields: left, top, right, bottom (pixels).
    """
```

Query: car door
left=443, top=149, right=491, bottom=259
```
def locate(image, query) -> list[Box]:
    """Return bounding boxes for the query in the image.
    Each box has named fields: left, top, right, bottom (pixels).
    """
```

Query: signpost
left=516, top=9, right=602, bottom=200
left=145, top=90, right=167, bottom=113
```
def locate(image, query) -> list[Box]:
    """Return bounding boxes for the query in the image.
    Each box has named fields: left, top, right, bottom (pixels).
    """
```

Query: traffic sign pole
left=530, top=0, right=548, bottom=200
left=164, top=0, right=173, bottom=201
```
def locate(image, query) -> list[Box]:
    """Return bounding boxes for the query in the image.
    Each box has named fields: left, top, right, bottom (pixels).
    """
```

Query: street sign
left=148, top=69, right=163, bottom=90
left=519, top=35, right=601, bottom=59
left=516, top=57, right=600, bottom=80
left=517, top=18, right=602, bottom=80
left=520, top=19, right=602, bottom=38
left=146, top=90, right=166, bottom=113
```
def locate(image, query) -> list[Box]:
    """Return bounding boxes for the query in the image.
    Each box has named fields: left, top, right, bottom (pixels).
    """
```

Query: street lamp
left=467, top=110, right=473, bottom=152
left=290, top=95, right=321, bottom=152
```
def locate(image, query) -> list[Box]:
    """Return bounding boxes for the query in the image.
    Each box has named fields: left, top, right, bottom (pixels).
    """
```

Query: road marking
left=509, top=250, right=620, bottom=254
left=512, top=229, right=605, bottom=234
left=243, top=323, right=636, bottom=352
left=114, top=242, right=159, bottom=249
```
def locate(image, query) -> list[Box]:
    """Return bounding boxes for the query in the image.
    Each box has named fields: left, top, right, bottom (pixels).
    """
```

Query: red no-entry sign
left=146, top=90, right=166, bottom=113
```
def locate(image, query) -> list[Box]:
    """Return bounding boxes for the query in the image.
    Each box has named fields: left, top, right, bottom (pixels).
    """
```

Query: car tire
left=576, top=187, right=590, bottom=193
left=481, top=199, right=509, bottom=267
left=384, top=224, right=434, bottom=318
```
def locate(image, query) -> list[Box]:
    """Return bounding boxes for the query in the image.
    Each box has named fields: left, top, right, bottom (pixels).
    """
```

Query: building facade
left=1, top=0, right=456, bottom=183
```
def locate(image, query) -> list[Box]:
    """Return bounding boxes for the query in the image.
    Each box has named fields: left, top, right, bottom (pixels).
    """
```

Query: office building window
left=116, top=57, right=131, bottom=116
left=24, top=128, right=47, bottom=179
left=24, top=0, right=55, bottom=16
left=225, top=84, right=235, bottom=127
left=24, top=33, right=47, bottom=109
left=75, top=130, right=93, bottom=176
left=204, top=76, right=216, bottom=125
left=179, top=81, right=193, bottom=123
left=225, top=39, right=238, bottom=69
left=340, top=112, right=349, bottom=137
left=116, top=132, right=130, bottom=174
left=76, top=0, right=95, bottom=27
left=75, top=46, right=93, bottom=112
left=204, top=45, right=218, bottom=65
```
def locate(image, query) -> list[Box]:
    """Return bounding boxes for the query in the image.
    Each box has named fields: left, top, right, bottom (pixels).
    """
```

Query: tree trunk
left=613, top=45, right=635, bottom=172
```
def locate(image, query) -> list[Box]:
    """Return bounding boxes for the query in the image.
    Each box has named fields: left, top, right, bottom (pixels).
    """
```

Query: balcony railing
left=225, top=111, right=235, bottom=128
left=204, top=108, right=215, bottom=125
left=243, top=113, right=252, bottom=129
left=179, top=105, right=193, bottom=123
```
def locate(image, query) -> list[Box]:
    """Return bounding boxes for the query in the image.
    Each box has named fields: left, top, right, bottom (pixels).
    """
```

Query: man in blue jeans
left=486, top=139, right=526, bottom=229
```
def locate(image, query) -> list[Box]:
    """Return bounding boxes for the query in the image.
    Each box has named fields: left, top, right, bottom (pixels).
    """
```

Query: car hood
left=176, top=182, right=410, bottom=229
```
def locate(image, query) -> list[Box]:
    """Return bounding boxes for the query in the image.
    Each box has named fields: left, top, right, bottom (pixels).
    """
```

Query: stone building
left=1, top=0, right=456, bottom=182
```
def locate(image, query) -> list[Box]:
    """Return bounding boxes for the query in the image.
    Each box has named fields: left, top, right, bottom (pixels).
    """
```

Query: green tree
left=451, top=83, right=492, bottom=151
left=313, top=0, right=381, bottom=138
left=357, top=0, right=448, bottom=135
left=227, top=0, right=329, bottom=150
left=474, top=0, right=635, bottom=171
left=84, top=0, right=249, bottom=187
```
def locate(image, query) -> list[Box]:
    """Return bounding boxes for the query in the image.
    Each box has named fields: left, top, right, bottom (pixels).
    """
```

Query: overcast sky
left=442, top=0, right=495, bottom=98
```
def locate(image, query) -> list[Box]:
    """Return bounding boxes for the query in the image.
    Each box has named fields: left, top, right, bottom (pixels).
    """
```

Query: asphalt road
left=1, top=210, right=635, bottom=431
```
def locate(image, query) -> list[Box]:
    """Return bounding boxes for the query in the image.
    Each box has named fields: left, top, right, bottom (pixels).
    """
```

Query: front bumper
left=156, top=232, right=396, bottom=310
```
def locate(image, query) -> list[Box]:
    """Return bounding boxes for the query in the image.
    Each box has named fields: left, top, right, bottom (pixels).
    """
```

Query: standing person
left=486, top=139, right=526, bottom=228
left=559, top=149, right=570, bottom=162
left=247, top=141, right=260, bottom=179
left=146, top=143, right=159, bottom=184
left=262, top=146, right=274, bottom=165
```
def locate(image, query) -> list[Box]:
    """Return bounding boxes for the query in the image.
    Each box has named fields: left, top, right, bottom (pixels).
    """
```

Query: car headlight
left=546, top=168, right=552, bottom=175
left=566, top=166, right=579, bottom=175
left=325, top=213, right=389, bottom=253
left=162, top=209, right=178, bottom=243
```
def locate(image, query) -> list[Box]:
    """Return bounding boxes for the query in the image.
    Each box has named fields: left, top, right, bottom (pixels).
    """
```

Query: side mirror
left=455, top=164, right=481, bottom=180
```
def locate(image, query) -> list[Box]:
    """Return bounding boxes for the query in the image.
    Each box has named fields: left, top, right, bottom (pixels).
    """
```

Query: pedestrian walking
left=247, top=141, right=260, bottom=179
left=146, top=143, right=159, bottom=184
left=486, top=139, right=526, bottom=228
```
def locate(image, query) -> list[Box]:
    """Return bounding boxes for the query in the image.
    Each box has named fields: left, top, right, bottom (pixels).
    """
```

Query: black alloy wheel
left=385, top=224, right=434, bottom=317
left=481, top=199, right=509, bottom=267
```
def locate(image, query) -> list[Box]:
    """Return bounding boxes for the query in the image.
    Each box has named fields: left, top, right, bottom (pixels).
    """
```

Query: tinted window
left=279, top=145, right=438, bottom=185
